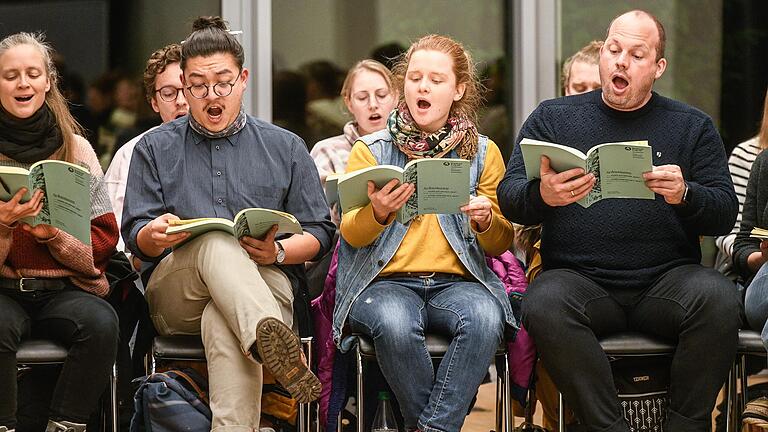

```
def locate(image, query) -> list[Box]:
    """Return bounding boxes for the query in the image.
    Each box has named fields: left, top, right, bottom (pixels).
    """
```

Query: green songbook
left=519, top=138, right=654, bottom=208
left=165, top=208, right=303, bottom=245
left=338, top=158, right=470, bottom=224
left=0, top=160, right=91, bottom=245
left=324, top=173, right=341, bottom=206
left=750, top=227, right=768, bottom=240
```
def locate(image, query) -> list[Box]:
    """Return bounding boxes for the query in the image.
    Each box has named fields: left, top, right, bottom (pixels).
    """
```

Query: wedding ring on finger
left=570, top=190, right=575, bottom=197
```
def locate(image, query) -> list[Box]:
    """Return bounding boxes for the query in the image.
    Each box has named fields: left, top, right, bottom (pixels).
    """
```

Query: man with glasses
left=122, top=17, right=334, bottom=429
left=105, top=43, right=188, bottom=256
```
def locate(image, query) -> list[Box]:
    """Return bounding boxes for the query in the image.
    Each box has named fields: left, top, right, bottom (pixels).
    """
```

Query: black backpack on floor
left=611, top=355, right=671, bottom=432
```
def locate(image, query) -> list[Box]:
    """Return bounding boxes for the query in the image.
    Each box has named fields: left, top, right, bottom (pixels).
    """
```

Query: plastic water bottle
left=371, top=391, right=398, bottom=432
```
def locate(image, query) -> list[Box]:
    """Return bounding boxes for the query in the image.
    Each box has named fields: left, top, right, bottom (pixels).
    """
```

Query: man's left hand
left=240, top=224, right=279, bottom=265
left=643, top=165, right=686, bottom=205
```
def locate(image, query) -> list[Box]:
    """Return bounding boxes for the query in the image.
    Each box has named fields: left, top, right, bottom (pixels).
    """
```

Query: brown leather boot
left=250, top=317, right=321, bottom=404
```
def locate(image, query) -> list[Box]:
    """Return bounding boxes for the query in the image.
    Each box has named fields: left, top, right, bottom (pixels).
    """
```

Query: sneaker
left=45, top=420, right=86, bottom=432
left=253, top=317, right=321, bottom=404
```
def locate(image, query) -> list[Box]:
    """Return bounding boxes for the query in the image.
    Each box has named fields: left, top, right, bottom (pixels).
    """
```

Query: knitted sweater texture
left=498, top=90, right=737, bottom=293
left=0, top=135, right=118, bottom=296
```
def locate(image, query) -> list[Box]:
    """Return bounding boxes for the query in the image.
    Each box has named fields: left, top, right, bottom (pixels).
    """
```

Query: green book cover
left=338, top=158, right=470, bottom=224
left=0, top=160, right=91, bottom=245
left=324, top=173, right=341, bottom=206
left=165, top=208, right=303, bottom=246
left=519, top=138, right=654, bottom=208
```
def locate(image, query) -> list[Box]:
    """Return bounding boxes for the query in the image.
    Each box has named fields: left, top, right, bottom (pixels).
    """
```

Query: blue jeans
left=348, top=275, right=503, bottom=432
left=745, top=263, right=768, bottom=351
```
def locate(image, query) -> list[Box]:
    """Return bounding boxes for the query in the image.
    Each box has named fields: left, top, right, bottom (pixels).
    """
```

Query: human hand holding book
left=368, top=179, right=415, bottom=224
left=164, top=208, right=303, bottom=249
left=338, top=158, right=470, bottom=224
left=0, top=160, right=92, bottom=244
left=748, top=228, right=768, bottom=272
left=519, top=138, right=653, bottom=208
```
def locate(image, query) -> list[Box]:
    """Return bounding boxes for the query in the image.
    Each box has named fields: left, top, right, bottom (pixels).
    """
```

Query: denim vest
left=332, top=129, right=517, bottom=349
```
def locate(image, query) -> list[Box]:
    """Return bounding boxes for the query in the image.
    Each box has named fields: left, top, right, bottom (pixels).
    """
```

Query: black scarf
left=0, top=104, right=63, bottom=163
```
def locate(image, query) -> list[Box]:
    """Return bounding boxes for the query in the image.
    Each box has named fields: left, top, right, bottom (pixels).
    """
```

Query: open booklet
left=338, top=158, right=470, bottom=224
left=0, top=160, right=91, bottom=245
left=165, top=208, right=303, bottom=245
left=324, top=173, right=341, bottom=206
left=519, top=138, right=654, bottom=208
left=750, top=227, right=768, bottom=240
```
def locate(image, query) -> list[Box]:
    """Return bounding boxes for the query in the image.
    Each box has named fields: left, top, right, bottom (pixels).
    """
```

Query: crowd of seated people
left=3, top=7, right=768, bottom=432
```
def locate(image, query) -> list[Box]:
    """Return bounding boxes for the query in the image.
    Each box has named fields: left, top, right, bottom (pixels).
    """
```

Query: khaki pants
left=146, top=231, right=293, bottom=431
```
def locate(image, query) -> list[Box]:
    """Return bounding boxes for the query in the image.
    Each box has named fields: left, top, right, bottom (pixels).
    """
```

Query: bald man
left=499, top=10, right=739, bottom=432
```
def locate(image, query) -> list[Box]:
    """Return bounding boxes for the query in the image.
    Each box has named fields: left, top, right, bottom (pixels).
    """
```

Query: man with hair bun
left=122, top=16, right=333, bottom=429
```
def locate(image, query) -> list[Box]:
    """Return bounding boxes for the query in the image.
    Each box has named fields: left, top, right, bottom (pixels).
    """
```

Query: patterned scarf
left=188, top=106, right=247, bottom=139
left=387, top=102, right=478, bottom=160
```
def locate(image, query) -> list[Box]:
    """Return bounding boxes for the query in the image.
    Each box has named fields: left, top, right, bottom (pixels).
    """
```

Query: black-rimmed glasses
left=155, top=86, right=184, bottom=103
left=185, top=71, right=242, bottom=99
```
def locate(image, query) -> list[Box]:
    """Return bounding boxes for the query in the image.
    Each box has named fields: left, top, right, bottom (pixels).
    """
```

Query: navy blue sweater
left=498, top=90, right=737, bottom=294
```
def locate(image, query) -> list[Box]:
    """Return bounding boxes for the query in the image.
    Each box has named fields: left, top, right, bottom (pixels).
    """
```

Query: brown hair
left=182, top=16, right=243, bottom=71
left=392, top=34, right=483, bottom=122
left=561, top=40, right=603, bottom=93
left=143, top=44, right=182, bottom=103
left=0, top=32, right=82, bottom=163
left=340, top=60, right=395, bottom=107
left=607, top=10, right=666, bottom=61
left=759, top=89, right=768, bottom=150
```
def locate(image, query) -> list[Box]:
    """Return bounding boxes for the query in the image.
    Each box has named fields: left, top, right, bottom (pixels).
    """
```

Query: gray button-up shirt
left=122, top=115, right=335, bottom=264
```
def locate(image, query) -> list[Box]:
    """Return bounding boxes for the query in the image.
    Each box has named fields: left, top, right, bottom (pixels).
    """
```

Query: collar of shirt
left=188, top=122, right=243, bottom=147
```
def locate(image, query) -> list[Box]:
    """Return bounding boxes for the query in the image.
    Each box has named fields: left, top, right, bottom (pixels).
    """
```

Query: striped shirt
left=715, top=137, right=763, bottom=276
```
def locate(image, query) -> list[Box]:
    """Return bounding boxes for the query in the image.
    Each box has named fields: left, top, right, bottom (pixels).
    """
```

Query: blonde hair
left=759, top=89, right=768, bottom=150
left=340, top=59, right=395, bottom=108
left=561, top=40, right=603, bottom=93
left=0, top=32, right=82, bottom=164
left=392, top=34, right=483, bottom=122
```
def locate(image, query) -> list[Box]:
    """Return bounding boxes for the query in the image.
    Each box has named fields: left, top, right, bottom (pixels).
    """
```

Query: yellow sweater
left=340, top=139, right=514, bottom=276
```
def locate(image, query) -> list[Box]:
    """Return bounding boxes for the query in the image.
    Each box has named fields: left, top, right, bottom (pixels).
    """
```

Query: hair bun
left=192, top=16, right=228, bottom=32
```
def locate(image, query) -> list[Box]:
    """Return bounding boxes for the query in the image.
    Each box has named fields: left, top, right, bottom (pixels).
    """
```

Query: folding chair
left=17, top=339, right=118, bottom=432
left=343, top=333, right=513, bottom=432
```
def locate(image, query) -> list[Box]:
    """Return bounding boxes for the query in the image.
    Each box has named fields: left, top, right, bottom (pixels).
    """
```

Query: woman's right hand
left=747, top=241, right=768, bottom=274
left=368, top=179, right=415, bottom=224
left=0, top=188, right=43, bottom=226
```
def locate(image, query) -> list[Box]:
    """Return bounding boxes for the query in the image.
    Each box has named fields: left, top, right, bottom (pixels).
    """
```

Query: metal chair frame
left=147, top=335, right=317, bottom=432
left=16, top=339, right=118, bottom=432
left=347, top=333, right=513, bottom=432
left=724, top=329, right=765, bottom=432
left=556, top=333, right=676, bottom=432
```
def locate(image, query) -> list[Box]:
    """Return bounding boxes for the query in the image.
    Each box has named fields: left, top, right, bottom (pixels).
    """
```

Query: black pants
left=0, top=287, right=119, bottom=428
left=523, top=264, right=741, bottom=432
